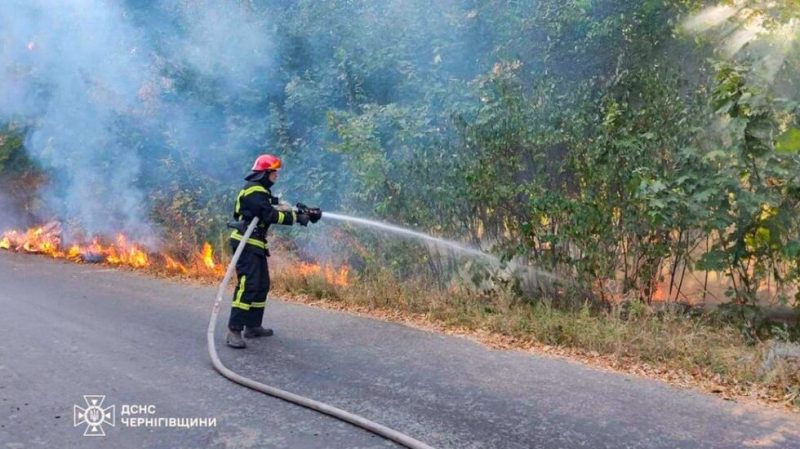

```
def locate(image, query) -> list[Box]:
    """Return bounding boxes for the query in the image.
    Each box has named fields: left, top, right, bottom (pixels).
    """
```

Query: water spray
left=324, top=212, right=491, bottom=259
left=208, top=217, right=436, bottom=449
left=324, top=212, right=560, bottom=282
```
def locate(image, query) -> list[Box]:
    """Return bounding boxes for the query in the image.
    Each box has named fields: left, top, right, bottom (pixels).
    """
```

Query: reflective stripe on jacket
left=230, top=181, right=296, bottom=252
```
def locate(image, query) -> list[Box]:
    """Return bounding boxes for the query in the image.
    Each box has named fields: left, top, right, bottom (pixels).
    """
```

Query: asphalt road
left=0, top=251, right=798, bottom=449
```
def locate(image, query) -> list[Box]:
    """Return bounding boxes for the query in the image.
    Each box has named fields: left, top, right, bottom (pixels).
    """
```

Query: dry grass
left=271, top=262, right=800, bottom=412
left=11, top=238, right=795, bottom=409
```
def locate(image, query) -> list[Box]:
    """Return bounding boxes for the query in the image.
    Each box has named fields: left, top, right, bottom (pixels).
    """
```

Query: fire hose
left=207, top=216, right=436, bottom=449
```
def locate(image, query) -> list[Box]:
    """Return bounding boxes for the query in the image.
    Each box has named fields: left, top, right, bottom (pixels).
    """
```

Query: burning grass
left=295, top=262, right=350, bottom=286
left=0, top=222, right=227, bottom=278
left=0, top=222, right=354, bottom=288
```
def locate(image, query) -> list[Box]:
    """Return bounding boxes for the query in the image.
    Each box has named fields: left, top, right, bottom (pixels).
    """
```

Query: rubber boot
left=226, top=330, right=246, bottom=348
left=244, top=326, right=274, bottom=338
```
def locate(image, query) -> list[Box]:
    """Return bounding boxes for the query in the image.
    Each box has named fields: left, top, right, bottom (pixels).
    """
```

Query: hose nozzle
left=295, top=203, right=322, bottom=223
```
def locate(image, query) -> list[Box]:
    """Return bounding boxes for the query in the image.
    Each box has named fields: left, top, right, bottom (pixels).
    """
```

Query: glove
left=308, top=208, right=322, bottom=223
left=296, top=213, right=310, bottom=227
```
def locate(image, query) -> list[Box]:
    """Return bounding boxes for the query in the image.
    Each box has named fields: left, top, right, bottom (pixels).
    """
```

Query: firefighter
left=226, top=154, right=321, bottom=349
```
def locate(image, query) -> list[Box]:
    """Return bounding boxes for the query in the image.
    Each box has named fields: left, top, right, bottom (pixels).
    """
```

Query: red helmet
left=251, top=154, right=282, bottom=172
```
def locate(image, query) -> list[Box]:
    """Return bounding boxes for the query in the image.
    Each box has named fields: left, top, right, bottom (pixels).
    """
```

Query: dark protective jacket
left=229, top=179, right=296, bottom=255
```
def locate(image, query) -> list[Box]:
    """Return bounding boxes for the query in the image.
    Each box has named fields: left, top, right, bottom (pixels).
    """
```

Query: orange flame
left=0, top=223, right=227, bottom=278
left=295, top=262, right=350, bottom=286
left=2, top=224, right=354, bottom=288
left=201, top=242, right=215, bottom=270
left=0, top=224, right=62, bottom=254
left=164, top=255, right=189, bottom=274
left=67, top=244, right=81, bottom=260
left=105, top=234, right=149, bottom=268
left=651, top=281, right=669, bottom=302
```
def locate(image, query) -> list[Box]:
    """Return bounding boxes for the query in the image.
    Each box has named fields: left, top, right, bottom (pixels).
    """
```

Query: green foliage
left=2, top=1, right=798, bottom=335
left=691, top=62, right=800, bottom=305
left=0, top=125, right=36, bottom=175
left=776, top=128, right=800, bottom=154
left=168, top=0, right=799, bottom=321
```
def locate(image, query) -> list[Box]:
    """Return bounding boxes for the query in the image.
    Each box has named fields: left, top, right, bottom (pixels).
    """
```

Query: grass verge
left=271, top=262, right=800, bottom=412
left=10, top=247, right=795, bottom=411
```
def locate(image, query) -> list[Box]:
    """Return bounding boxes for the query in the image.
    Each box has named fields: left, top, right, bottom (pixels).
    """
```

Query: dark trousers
left=228, top=246, right=270, bottom=331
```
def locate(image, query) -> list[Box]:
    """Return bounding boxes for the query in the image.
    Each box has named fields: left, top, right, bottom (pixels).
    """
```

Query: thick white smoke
left=0, top=0, right=273, bottom=242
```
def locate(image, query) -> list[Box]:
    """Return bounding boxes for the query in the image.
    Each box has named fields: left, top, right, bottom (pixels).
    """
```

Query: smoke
left=681, top=2, right=800, bottom=84
left=0, top=191, right=22, bottom=230
left=0, top=0, right=274, bottom=243
left=681, top=5, right=741, bottom=34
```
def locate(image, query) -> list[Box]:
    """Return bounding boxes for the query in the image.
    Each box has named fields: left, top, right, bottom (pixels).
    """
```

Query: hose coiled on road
left=207, top=217, right=435, bottom=449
